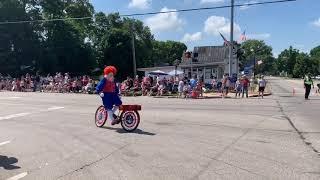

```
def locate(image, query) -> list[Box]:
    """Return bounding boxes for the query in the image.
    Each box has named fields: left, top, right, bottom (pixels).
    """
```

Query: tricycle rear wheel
left=120, top=111, right=140, bottom=132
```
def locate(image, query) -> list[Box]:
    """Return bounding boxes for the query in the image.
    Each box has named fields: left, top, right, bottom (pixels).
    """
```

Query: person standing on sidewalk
left=178, top=79, right=184, bottom=98
left=222, top=74, right=230, bottom=97
left=235, top=78, right=242, bottom=98
left=241, top=75, right=250, bottom=98
left=304, top=74, right=314, bottom=100
left=258, top=75, right=267, bottom=98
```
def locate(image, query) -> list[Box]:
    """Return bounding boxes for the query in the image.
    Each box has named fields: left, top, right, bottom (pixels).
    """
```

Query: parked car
left=315, top=75, right=320, bottom=80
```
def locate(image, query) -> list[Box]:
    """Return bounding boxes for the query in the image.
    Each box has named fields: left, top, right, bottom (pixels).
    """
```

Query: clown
left=96, top=66, right=122, bottom=125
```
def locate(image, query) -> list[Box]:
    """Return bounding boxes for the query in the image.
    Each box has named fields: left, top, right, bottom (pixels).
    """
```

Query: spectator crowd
left=0, top=73, right=96, bottom=94
left=119, top=73, right=264, bottom=98
left=1, top=72, right=269, bottom=98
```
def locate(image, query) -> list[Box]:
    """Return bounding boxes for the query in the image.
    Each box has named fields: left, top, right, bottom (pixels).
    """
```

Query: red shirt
left=242, top=79, right=250, bottom=87
left=103, top=80, right=116, bottom=93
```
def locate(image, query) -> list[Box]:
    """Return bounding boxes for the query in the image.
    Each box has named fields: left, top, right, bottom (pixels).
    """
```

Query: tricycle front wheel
left=120, top=111, right=140, bottom=132
left=95, top=105, right=107, bottom=127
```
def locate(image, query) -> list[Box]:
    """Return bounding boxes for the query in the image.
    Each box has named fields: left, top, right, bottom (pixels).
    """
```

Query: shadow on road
left=0, top=155, right=21, bottom=170
left=102, top=127, right=156, bottom=136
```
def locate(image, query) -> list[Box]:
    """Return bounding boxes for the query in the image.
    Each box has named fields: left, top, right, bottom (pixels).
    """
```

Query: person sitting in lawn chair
left=149, top=83, right=159, bottom=96
left=157, top=81, right=167, bottom=96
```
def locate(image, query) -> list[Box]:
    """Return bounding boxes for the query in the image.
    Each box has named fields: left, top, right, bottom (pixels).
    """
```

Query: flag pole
left=229, top=0, right=235, bottom=76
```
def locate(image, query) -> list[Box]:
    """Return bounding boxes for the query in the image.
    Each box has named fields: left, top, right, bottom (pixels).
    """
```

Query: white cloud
left=246, top=33, right=271, bottom=40
left=239, top=1, right=257, bottom=10
left=204, top=16, right=241, bottom=36
left=200, top=0, right=224, bottom=4
left=312, top=18, right=320, bottom=27
left=181, top=32, right=202, bottom=42
left=128, top=0, right=151, bottom=9
left=145, top=7, right=184, bottom=32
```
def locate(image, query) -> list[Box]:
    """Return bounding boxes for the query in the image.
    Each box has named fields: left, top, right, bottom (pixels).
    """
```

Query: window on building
left=205, top=69, right=212, bottom=79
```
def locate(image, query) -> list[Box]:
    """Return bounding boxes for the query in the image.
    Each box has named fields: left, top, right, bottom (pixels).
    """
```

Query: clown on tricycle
left=94, top=65, right=142, bottom=132
left=95, top=104, right=141, bottom=132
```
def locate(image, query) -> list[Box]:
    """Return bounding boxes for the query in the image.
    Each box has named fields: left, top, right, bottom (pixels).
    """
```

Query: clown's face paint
left=106, top=73, right=114, bottom=82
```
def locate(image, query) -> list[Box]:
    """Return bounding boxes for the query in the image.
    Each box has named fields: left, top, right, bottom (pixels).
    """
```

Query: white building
left=137, top=45, right=237, bottom=84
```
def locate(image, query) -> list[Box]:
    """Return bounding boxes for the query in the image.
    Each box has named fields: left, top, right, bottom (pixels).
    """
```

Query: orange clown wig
left=103, top=66, right=117, bottom=76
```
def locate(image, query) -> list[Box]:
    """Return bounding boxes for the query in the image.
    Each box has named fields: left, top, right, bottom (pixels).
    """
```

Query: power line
left=122, top=0, right=296, bottom=16
left=0, top=0, right=296, bottom=25
left=0, top=17, right=93, bottom=25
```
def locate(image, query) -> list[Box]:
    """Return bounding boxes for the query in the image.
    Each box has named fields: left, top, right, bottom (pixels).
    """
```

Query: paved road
left=0, top=90, right=320, bottom=180
left=269, top=77, right=320, bottom=154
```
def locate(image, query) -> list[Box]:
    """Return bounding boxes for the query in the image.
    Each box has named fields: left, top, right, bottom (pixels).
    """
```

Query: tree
left=0, top=0, right=42, bottom=76
left=91, top=13, right=155, bottom=79
left=0, top=1, right=187, bottom=78
left=38, top=0, right=96, bottom=75
left=277, top=46, right=300, bottom=76
left=310, top=46, right=320, bottom=74
left=293, top=53, right=318, bottom=78
left=310, top=46, right=320, bottom=57
left=240, top=40, right=274, bottom=74
left=256, top=56, right=277, bottom=75
left=151, top=40, right=187, bottom=66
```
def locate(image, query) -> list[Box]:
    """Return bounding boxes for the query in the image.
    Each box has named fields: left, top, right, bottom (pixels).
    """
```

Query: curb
left=152, top=93, right=272, bottom=99
left=248, top=93, right=272, bottom=97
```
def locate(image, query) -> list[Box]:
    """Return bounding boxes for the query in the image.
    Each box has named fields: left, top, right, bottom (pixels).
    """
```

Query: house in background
left=181, top=46, right=237, bottom=83
left=137, top=45, right=237, bottom=84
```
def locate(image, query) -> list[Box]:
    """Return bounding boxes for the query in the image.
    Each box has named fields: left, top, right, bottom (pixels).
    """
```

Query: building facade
left=137, top=45, right=237, bottom=84
left=180, top=46, right=237, bottom=83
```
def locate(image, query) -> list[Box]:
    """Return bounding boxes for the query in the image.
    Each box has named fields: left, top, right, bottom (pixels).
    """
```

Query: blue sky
left=90, top=0, right=320, bottom=57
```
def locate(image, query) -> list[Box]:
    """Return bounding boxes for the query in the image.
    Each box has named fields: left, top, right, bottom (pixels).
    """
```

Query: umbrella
left=168, top=70, right=184, bottom=76
left=148, top=70, right=168, bottom=76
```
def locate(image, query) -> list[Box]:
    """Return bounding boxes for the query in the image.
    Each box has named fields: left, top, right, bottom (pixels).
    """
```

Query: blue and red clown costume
left=96, top=66, right=122, bottom=125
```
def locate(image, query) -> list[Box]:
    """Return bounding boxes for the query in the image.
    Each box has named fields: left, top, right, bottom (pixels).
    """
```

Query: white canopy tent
left=167, top=70, right=184, bottom=76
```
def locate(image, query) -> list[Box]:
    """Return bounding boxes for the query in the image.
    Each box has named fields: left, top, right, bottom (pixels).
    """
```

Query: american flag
left=257, top=60, right=263, bottom=65
left=219, top=32, right=230, bottom=46
left=240, top=31, right=247, bottom=42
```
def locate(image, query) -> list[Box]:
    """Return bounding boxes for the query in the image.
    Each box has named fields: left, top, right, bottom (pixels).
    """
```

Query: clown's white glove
left=99, top=92, right=104, bottom=98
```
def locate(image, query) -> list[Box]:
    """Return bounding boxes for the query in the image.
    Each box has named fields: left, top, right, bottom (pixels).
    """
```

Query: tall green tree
left=310, top=46, right=320, bottom=57
left=0, top=1, right=187, bottom=78
left=240, top=40, right=274, bottom=74
left=293, top=53, right=318, bottom=78
left=151, top=40, right=187, bottom=66
left=0, top=0, right=41, bottom=76
left=310, top=46, right=320, bottom=74
left=39, top=0, right=96, bottom=75
left=277, top=46, right=300, bottom=76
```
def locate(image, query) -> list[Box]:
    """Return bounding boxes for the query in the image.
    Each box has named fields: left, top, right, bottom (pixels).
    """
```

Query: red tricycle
left=95, top=105, right=141, bottom=132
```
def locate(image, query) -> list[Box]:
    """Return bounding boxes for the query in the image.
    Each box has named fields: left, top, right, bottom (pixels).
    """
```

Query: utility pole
left=191, top=55, right=193, bottom=78
left=228, top=0, right=234, bottom=76
left=131, top=22, right=137, bottom=77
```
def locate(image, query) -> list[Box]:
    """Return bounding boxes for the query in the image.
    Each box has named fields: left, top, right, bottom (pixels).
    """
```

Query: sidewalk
left=205, top=91, right=272, bottom=98
left=152, top=90, right=272, bottom=99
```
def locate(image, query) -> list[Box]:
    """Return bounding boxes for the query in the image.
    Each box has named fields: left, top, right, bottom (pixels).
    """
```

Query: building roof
left=180, top=46, right=231, bottom=66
